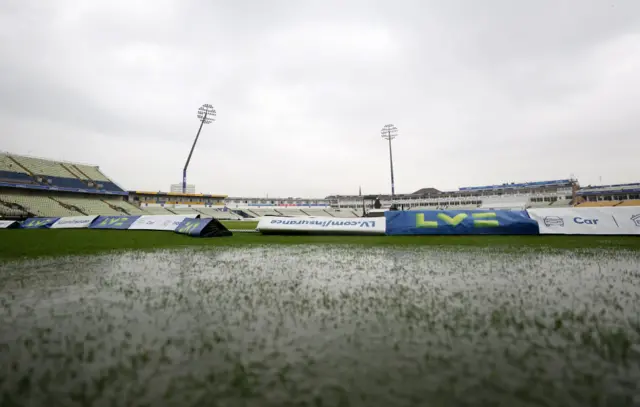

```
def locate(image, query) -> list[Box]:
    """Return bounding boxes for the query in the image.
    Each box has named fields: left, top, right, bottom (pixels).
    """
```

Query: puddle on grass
left=1, top=246, right=640, bottom=407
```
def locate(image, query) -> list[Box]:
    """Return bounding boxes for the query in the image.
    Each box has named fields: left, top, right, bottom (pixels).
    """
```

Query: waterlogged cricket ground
left=1, top=243, right=640, bottom=406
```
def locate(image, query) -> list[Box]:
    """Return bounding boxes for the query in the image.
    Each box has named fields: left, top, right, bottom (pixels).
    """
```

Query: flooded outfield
left=1, top=246, right=640, bottom=406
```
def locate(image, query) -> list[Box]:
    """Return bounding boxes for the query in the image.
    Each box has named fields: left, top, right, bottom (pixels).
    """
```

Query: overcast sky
left=1, top=0, right=639, bottom=197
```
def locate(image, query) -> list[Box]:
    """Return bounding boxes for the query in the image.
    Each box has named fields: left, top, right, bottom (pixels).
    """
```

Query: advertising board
left=128, top=215, right=199, bottom=231
left=257, top=216, right=385, bottom=235
left=50, top=215, right=98, bottom=229
left=385, top=210, right=539, bottom=235
left=527, top=207, right=640, bottom=235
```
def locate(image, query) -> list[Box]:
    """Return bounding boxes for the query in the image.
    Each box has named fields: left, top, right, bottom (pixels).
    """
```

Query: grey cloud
left=1, top=0, right=639, bottom=197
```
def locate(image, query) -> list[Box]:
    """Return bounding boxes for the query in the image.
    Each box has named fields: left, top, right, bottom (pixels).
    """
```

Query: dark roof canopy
left=411, top=187, right=441, bottom=195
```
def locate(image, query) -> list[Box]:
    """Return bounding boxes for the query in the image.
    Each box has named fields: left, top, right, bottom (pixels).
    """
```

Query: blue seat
left=0, top=170, right=35, bottom=183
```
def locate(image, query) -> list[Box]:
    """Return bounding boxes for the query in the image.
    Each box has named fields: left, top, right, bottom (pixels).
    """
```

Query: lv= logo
left=177, top=220, right=200, bottom=233
left=416, top=212, right=500, bottom=228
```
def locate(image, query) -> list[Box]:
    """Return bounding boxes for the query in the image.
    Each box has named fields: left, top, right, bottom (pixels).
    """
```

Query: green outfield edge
left=0, top=221, right=639, bottom=260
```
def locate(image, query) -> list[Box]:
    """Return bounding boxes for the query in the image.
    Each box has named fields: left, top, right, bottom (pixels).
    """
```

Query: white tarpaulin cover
left=50, top=215, right=99, bottom=229
left=527, top=207, right=640, bottom=235
left=257, top=216, right=386, bottom=235
left=128, top=214, right=199, bottom=231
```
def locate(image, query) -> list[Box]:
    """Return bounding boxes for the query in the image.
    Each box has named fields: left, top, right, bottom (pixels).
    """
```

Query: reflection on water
left=1, top=246, right=640, bottom=406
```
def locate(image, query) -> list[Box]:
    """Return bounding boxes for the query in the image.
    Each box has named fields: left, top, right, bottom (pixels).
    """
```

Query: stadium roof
left=458, top=179, right=574, bottom=191
left=411, top=187, right=441, bottom=195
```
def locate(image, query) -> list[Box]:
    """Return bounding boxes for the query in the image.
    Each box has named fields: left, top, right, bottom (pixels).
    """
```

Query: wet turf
left=1, top=245, right=640, bottom=406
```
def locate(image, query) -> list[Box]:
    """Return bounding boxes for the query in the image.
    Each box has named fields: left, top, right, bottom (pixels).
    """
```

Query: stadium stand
left=275, top=208, right=307, bottom=217
left=0, top=199, right=29, bottom=217
left=249, top=208, right=281, bottom=217
left=3, top=151, right=639, bottom=220
left=0, top=154, right=29, bottom=174
left=300, top=208, right=332, bottom=217
left=0, top=193, right=82, bottom=217
left=109, top=200, right=146, bottom=215
left=54, top=196, right=124, bottom=216
left=195, top=207, right=242, bottom=220
left=140, top=206, right=176, bottom=215
left=170, top=207, right=203, bottom=217
left=327, top=180, right=577, bottom=212
left=10, top=155, right=69, bottom=178
left=325, top=209, right=360, bottom=217
left=0, top=152, right=123, bottom=192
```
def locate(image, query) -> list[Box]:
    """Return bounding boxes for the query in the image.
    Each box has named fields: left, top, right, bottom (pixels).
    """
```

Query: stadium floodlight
left=381, top=124, right=398, bottom=201
left=183, top=104, right=216, bottom=194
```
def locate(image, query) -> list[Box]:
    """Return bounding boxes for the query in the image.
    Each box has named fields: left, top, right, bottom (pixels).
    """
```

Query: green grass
left=1, top=228, right=639, bottom=260
left=221, top=220, right=258, bottom=230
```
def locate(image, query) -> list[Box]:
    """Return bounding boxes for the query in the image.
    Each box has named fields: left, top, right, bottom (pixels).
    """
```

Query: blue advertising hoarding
left=21, top=217, right=60, bottom=229
left=385, top=210, right=539, bottom=235
left=175, top=218, right=232, bottom=237
left=89, top=215, right=140, bottom=230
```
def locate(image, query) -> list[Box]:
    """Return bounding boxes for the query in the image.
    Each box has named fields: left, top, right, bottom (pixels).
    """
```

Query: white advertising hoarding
left=527, top=207, right=640, bottom=235
left=128, top=215, right=199, bottom=231
left=0, top=220, right=19, bottom=229
left=257, top=216, right=386, bottom=235
left=50, top=215, right=99, bottom=229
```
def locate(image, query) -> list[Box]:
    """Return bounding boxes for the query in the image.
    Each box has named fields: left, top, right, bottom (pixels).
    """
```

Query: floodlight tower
left=183, top=104, right=216, bottom=194
left=381, top=124, right=398, bottom=201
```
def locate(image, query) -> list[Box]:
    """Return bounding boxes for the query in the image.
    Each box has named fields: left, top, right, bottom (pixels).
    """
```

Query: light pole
left=381, top=124, right=398, bottom=202
left=183, top=104, right=215, bottom=194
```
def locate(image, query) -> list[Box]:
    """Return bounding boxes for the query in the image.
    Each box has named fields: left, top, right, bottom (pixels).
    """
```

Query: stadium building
left=169, top=183, right=196, bottom=194
left=0, top=152, right=139, bottom=219
left=574, top=183, right=640, bottom=207
left=328, top=179, right=579, bottom=212
left=1, top=151, right=639, bottom=221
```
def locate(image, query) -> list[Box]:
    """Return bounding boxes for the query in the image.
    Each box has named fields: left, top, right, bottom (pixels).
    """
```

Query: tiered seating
left=276, top=208, right=307, bottom=216
left=107, top=200, right=146, bottom=215
left=0, top=193, right=81, bottom=217
left=242, top=209, right=260, bottom=217
left=576, top=201, right=620, bottom=207
left=0, top=155, right=28, bottom=173
left=171, top=207, right=202, bottom=216
left=250, top=208, right=281, bottom=217
left=10, top=155, right=69, bottom=178
left=1, top=153, right=123, bottom=192
left=55, top=196, right=122, bottom=215
left=0, top=170, right=34, bottom=184
left=0, top=202, right=29, bottom=217
left=141, top=206, right=176, bottom=215
left=59, top=163, right=84, bottom=180
left=616, top=200, right=640, bottom=207
left=43, top=177, right=87, bottom=189
left=72, top=164, right=110, bottom=182
left=196, top=207, right=242, bottom=220
left=325, top=209, right=359, bottom=217
left=301, top=208, right=331, bottom=217
left=212, top=212, right=242, bottom=220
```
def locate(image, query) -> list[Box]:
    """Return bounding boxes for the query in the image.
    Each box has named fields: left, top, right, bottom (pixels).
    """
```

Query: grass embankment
left=1, top=226, right=639, bottom=260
